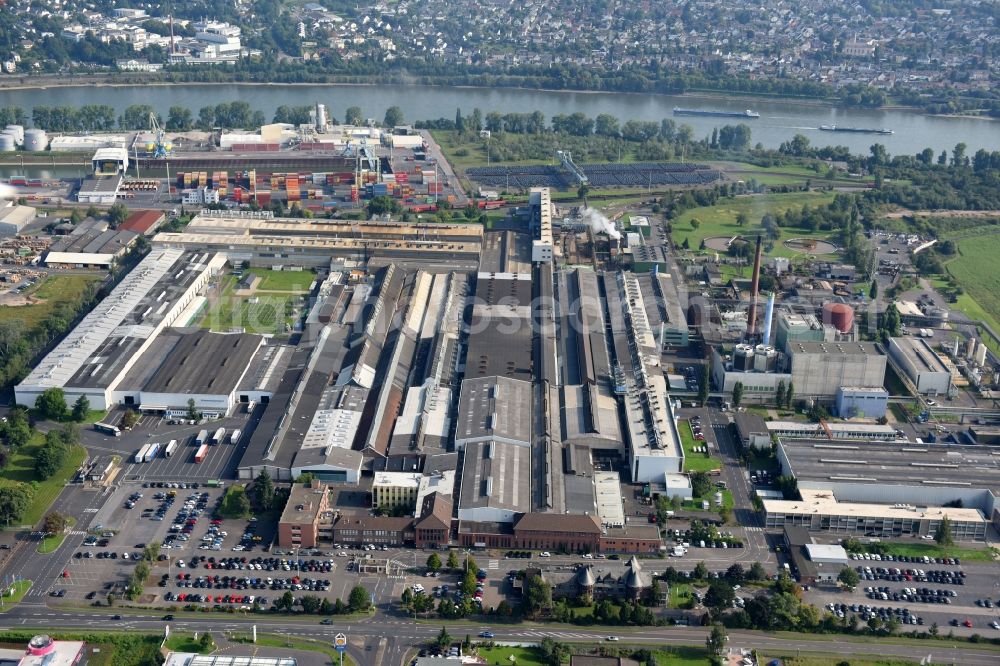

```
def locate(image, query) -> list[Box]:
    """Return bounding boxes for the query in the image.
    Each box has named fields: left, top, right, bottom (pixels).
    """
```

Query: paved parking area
left=83, top=409, right=262, bottom=481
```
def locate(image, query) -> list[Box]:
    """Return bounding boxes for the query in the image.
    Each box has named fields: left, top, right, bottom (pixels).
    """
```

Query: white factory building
left=887, top=336, right=952, bottom=396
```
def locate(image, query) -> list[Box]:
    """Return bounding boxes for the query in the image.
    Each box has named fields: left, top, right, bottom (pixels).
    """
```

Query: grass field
left=679, top=420, right=722, bottom=473
left=668, top=582, right=694, bottom=609
left=38, top=533, right=65, bottom=554
left=231, top=633, right=355, bottom=666
left=758, top=656, right=919, bottom=666
left=251, top=269, right=315, bottom=293
left=863, top=542, right=996, bottom=563
left=163, top=634, right=213, bottom=654
left=671, top=191, right=837, bottom=258
left=477, top=646, right=546, bottom=666
left=650, top=647, right=714, bottom=666
left=0, top=580, right=33, bottom=610
left=0, top=433, right=87, bottom=528
left=944, top=234, right=1000, bottom=335
left=0, top=274, right=101, bottom=330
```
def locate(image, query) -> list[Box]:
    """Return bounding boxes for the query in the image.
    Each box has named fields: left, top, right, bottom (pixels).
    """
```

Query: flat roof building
left=16, top=249, right=224, bottom=410
left=0, top=204, right=36, bottom=235
left=788, top=341, right=887, bottom=397
left=454, top=376, right=532, bottom=449
left=277, top=482, right=331, bottom=548
left=458, top=439, right=531, bottom=523
left=888, top=336, right=952, bottom=396
left=372, top=471, right=422, bottom=510
left=733, top=412, right=770, bottom=450
left=766, top=420, right=900, bottom=441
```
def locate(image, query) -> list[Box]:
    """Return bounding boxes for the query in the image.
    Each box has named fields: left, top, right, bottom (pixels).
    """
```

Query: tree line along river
left=2, top=82, right=999, bottom=157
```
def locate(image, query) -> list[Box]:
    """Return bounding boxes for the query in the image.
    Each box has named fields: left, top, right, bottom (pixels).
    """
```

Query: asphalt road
left=1, top=603, right=998, bottom=666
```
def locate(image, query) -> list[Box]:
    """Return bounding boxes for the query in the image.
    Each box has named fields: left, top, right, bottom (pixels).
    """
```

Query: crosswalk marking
left=488, top=560, right=499, bottom=570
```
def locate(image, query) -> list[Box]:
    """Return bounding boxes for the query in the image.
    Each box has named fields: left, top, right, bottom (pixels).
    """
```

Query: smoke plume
left=580, top=208, right=621, bottom=239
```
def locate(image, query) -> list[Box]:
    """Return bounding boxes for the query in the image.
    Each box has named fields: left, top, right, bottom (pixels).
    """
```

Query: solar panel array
left=466, top=162, right=721, bottom=189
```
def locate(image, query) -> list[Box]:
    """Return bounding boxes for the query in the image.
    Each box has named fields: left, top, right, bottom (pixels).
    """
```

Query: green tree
left=42, top=511, right=67, bottom=535
left=108, top=202, right=129, bottom=228
left=704, top=580, right=736, bottom=615
left=446, top=550, right=459, bottom=570
left=934, top=516, right=954, bottom=547
left=300, top=595, right=321, bottom=614
left=0, top=483, right=34, bottom=525
left=71, top=395, right=90, bottom=422
left=345, top=106, right=363, bottom=126
left=186, top=398, right=200, bottom=421
left=706, top=623, right=727, bottom=658
left=198, top=632, right=214, bottom=652
left=698, top=364, right=710, bottom=407
left=250, top=468, right=275, bottom=512
left=348, top=585, right=371, bottom=612
left=35, top=433, right=67, bottom=480
left=367, top=195, right=401, bottom=217
left=383, top=106, right=404, bottom=128
left=785, top=382, right=794, bottom=409
left=426, top=552, right=442, bottom=572
left=869, top=280, right=878, bottom=300
left=166, top=106, right=193, bottom=131
left=435, top=626, right=452, bottom=651
left=748, top=562, right=767, bottom=582
left=838, top=566, right=860, bottom=591
left=143, top=541, right=161, bottom=562
left=693, top=561, right=709, bottom=581
left=732, top=381, right=744, bottom=408
left=522, top=574, right=552, bottom=619
left=775, top=380, right=786, bottom=410
left=122, top=408, right=139, bottom=430
left=690, top=471, right=711, bottom=498
left=320, top=597, right=334, bottom=615
left=217, top=486, right=251, bottom=518
left=276, top=591, right=295, bottom=612
left=35, top=387, right=68, bottom=421
left=736, top=211, right=749, bottom=227
left=690, top=218, right=701, bottom=230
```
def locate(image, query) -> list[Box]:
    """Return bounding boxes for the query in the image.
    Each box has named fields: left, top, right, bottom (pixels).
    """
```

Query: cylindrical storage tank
left=822, top=302, right=854, bottom=334
left=966, top=337, right=977, bottom=359
left=4, top=125, right=23, bottom=144
left=23, top=129, right=47, bottom=152
left=0, top=135, right=15, bottom=152
left=753, top=344, right=778, bottom=372
left=733, top=344, right=753, bottom=371
left=975, top=344, right=988, bottom=367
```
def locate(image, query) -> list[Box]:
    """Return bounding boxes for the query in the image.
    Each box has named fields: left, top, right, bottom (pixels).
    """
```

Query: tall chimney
left=746, top=235, right=763, bottom=338
left=762, top=292, right=776, bottom=346
left=169, top=14, right=175, bottom=54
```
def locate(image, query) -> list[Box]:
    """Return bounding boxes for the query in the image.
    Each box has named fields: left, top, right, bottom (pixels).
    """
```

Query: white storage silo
left=0, top=134, right=15, bottom=152
left=23, top=129, right=47, bottom=152
left=4, top=125, right=23, bottom=145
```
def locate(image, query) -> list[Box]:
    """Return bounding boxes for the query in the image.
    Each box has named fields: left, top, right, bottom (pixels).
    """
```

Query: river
left=2, top=82, right=999, bottom=156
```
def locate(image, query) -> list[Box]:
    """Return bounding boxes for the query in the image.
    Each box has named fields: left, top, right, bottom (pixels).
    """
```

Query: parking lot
left=85, top=408, right=262, bottom=482
left=803, top=551, right=1000, bottom=633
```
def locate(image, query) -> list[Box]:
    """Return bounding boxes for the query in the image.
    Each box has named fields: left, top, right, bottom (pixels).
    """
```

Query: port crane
left=147, top=112, right=172, bottom=158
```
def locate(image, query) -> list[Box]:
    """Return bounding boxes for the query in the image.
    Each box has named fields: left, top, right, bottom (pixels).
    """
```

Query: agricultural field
left=0, top=274, right=102, bottom=330
left=944, top=234, right=1000, bottom=335
left=671, top=191, right=837, bottom=258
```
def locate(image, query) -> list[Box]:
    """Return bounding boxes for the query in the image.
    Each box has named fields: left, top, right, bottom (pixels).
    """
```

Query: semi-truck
left=229, top=429, right=241, bottom=445
left=194, top=429, right=208, bottom=446
left=134, top=443, right=151, bottom=464
left=211, top=427, right=226, bottom=446
left=164, top=439, right=178, bottom=457
left=144, top=442, right=160, bottom=462
left=194, top=444, right=209, bottom=463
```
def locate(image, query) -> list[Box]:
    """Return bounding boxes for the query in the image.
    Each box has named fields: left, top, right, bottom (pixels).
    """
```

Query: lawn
left=758, top=656, right=920, bottom=666
left=202, top=293, right=303, bottom=334
left=870, top=542, right=996, bottom=564
left=0, top=433, right=87, bottom=528
left=942, top=234, right=1000, bottom=335
left=667, top=582, right=694, bottom=609
left=230, top=633, right=355, bottom=666
left=0, top=580, right=33, bottom=610
left=251, top=268, right=316, bottom=293
left=650, top=647, right=715, bottom=666
left=671, top=191, right=837, bottom=257
left=477, top=646, right=546, bottom=666
left=163, top=634, right=212, bottom=654
left=679, top=420, right=722, bottom=473
left=0, top=274, right=101, bottom=330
